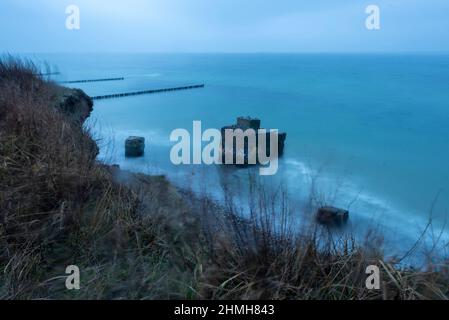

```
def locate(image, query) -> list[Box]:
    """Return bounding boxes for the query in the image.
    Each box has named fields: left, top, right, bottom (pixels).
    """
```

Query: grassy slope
left=0, top=58, right=447, bottom=300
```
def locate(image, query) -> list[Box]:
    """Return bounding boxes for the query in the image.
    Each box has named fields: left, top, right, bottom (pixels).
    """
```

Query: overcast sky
left=1, top=0, right=449, bottom=53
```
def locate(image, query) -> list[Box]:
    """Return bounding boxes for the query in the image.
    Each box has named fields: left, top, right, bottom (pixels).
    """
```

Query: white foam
left=281, top=156, right=449, bottom=258
left=284, top=158, right=315, bottom=176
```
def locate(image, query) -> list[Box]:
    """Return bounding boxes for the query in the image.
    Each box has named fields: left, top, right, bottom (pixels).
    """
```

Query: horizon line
left=6, top=51, right=449, bottom=56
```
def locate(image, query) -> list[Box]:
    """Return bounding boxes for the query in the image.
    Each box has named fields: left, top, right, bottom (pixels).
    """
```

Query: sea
left=25, top=53, right=449, bottom=262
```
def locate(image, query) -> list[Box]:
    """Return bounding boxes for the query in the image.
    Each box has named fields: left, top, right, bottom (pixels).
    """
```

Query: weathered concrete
left=125, top=136, right=145, bottom=157
left=237, top=117, right=261, bottom=130
left=316, top=206, right=349, bottom=226
left=221, top=117, right=287, bottom=166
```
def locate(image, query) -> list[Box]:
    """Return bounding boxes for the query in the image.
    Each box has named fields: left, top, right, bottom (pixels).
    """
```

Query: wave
left=281, top=157, right=449, bottom=258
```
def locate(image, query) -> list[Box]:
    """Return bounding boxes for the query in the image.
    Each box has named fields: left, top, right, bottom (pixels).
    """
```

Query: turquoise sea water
left=28, top=53, right=449, bottom=257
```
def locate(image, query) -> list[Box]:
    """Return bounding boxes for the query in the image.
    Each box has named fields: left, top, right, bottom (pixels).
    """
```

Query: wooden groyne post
left=35, top=72, right=61, bottom=76
left=91, top=84, right=205, bottom=100
left=60, top=77, right=125, bottom=84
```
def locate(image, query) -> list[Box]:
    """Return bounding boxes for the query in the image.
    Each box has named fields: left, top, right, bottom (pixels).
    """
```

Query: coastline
left=91, top=124, right=449, bottom=262
left=1, top=57, right=448, bottom=299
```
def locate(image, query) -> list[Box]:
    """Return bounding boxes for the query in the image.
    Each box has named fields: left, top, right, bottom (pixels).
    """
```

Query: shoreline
left=92, top=124, right=449, bottom=263
left=1, top=57, right=448, bottom=299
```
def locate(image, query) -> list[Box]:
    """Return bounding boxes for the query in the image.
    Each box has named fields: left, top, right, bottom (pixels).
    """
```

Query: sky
left=1, top=0, right=449, bottom=53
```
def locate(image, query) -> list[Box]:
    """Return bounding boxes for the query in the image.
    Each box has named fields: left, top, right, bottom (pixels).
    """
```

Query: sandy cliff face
left=49, top=85, right=98, bottom=157
left=53, top=87, right=93, bottom=124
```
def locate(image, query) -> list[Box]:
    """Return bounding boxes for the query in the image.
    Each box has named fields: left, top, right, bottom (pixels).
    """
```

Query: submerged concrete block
left=316, top=206, right=349, bottom=226
left=125, top=136, right=145, bottom=157
left=220, top=117, right=287, bottom=166
left=237, top=117, right=261, bottom=130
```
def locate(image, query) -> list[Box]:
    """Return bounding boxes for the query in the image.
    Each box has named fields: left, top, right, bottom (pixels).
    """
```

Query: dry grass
left=0, top=57, right=197, bottom=299
left=0, top=56, right=447, bottom=300
left=191, top=173, right=449, bottom=300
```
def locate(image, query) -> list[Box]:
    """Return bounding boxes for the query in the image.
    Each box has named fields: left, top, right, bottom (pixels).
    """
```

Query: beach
left=22, top=52, right=449, bottom=257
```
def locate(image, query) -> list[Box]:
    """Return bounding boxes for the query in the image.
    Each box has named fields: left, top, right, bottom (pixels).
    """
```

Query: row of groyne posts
left=91, top=84, right=205, bottom=100
left=49, top=75, right=204, bottom=100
